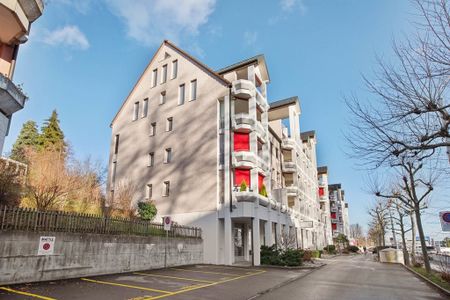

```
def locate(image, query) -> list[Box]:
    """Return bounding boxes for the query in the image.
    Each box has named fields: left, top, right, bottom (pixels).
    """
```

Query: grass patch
left=412, top=266, right=450, bottom=291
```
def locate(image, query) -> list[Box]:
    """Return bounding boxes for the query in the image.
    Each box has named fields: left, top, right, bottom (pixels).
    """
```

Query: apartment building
left=0, top=0, right=44, bottom=154
left=328, top=183, right=350, bottom=238
left=108, top=40, right=326, bottom=265
left=318, top=166, right=333, bottom=246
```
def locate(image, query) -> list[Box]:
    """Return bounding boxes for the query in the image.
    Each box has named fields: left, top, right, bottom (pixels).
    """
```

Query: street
left=258, top=255, right=445, bottom=300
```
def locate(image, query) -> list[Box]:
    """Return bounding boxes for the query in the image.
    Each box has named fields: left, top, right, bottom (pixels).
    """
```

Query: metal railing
left=0, top=206, right=202, bottom=239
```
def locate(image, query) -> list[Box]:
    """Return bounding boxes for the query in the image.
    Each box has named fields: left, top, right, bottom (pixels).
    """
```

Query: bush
left=347, top=245, right=359, bottom=253
left=323, top=245, right=336, bottom=254
left=302, top=250, right=313, bottom=262
left=239, top=180, right=248, bottom=192
left=137, top=201, right=157, bottom=221
left=259, top=184, right=268, bottom=197
left=311, top=250, right=321, bottom=258
left=261, top=245, right=303, bottom=266
left=413, top=262, right=423, bottom=268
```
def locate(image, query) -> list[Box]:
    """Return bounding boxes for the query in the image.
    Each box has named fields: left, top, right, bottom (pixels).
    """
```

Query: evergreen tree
left=39, top=110, right=66, bottom=153
left=10, top=120, right=39, bottom=162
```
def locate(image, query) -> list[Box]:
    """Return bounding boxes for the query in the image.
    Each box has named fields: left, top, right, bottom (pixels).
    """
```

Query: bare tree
left=349, top=223, right=365, bottom=246
left=389, top=197, right=412, bottom=266
left=107, top=179, right=137, bottom=218
left=368, top=199, right=389, bottom=250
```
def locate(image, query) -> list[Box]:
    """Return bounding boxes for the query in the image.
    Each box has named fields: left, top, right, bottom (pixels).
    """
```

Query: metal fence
left=0, top=206, right=202, bottom=239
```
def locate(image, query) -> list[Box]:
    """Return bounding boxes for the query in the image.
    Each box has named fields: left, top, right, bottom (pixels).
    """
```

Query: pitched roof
left=317, top=166, right=328, bottom=174
left=301, top=130, right=316, bottom=141
left=216, top=54, right=270, bottom=82
left=269, top=96, right=299, bottom=110
left=328, top=183, right=342, bottom=190
left=110, top=40, right=230, bottom=126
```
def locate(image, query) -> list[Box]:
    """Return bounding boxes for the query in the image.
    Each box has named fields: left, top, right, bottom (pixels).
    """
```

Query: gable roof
left=110, top=40, right=231, bottom=126
left=269, top=96, right=299, bottom=110
left=216, top=54, right=270, bottom=82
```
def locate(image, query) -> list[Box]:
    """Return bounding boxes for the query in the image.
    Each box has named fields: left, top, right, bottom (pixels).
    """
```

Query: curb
left=247, top=263, right=326, bottom=299
left=260, top=263, right=325, bottom=270
left=402, top=264, right=450, bottom=297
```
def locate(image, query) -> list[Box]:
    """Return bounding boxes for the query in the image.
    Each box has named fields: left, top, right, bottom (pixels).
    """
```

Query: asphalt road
left=258, top=255, right=445, bottom=300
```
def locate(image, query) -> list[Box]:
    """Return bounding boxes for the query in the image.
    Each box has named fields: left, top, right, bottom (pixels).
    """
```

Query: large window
left=133, top=102, right=139, bottom=121
left=142, top=98, right=148, bottom=118
left=152, top=69, right=158, bottom=87
left=161, top=64, right=167, bottom=84
left=234, top=169, right=250, bottom=187
left=171, top=60, right=178, bottom=79
left=164, top=148, right=172, bottom=163
left=234, top=132, right=249, bottom=151
left=146, top=184, right=152, bottom=199
left=114, top=134, right=119, bottom=154
left=190, top=79, right=197, bottom=101
left=166, top=117, right=173, bottom=132
left=163, top=181, right=170, bottom=196
left=178, top=84, right=185, bottom=105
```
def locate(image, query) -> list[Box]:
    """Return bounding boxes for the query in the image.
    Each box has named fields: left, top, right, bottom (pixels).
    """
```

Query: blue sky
left=3, top=0, right=448, bottom=240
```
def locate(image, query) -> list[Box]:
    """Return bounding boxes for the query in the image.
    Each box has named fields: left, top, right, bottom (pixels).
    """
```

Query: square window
left=166, top=117, right=173, bottom=132
left=161, top=64, right=167, bottom=84
left=160, top=91, right=166, bottom=105
left=150, top=122, right=156, bottom=136
left=148, top=152, right=154, bottom=167
left=152, top=69, right=158, bottom=87
left=163, top=181, right=170, bottom=197
left=142, top=98, right=148, bottom=118
left=190, top=79, right=197, bottom=101
left=178, top=84, right=185, bottom=105
left=172, top=60, right=178, bottom=79
left=146, top=184, right=152, bottom=199
left=133, top=102, right=139, bottom=121
left=164, top=148, right=172, bottom=163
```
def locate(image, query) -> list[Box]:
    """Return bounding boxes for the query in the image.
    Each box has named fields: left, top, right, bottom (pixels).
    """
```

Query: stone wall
left=0, top=230, right=203, bottom=285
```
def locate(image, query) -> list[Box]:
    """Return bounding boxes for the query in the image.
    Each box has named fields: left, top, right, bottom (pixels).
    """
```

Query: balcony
left=255, top=89, right=268, bottom=110
left=331, top=219, right=338, bottom=224
left=232, top=113, right=255, bottom=133
left=282, top=161, right=296, bottom=173
left=234, top=191, right=269, bottom=207
left=232, top=151, right=256, bottom=169
left=18, top=0, right=44, bottom=22
left=281, top=138, right=296, bottom=150
left=286, top=185, right=299, bottom=197
left=255, top=121, right=267, bottom=142
left=0, top=74, right=26, bottom=116
left=256, top=154, right=269, bottom=171
left=231, top=80, right=254, bottom=99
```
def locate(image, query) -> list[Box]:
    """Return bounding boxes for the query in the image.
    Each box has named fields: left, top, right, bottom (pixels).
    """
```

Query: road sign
left=163, top=216, right=171, bottom=231
left=439, top=211, right=450, bottom=232
left=37, top=236, right=55, bottom=255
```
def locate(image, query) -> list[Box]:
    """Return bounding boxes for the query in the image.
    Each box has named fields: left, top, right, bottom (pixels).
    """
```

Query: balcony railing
left=231, top=80, right=254, bottom=99
left=286, top=185, right=299, bottom=196
left=0, top=73, right=27, bottom=116
left=282, top=161, right=296, bottom=173
left=281, top=137, right=296, bottom=150
left=232, top=151, right=256, bottom=169
left=232, top=113, right=255, bottom=132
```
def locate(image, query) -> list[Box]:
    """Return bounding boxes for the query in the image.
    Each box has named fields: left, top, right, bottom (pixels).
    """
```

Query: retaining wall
left=0, top=230, right=203, bottom=285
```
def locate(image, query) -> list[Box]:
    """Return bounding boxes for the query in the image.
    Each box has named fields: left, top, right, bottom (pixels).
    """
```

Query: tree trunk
left=399, top=218, right=410, bottom=266
left=410, top=213, right=416, bottom=265
left=414, top=207, right=431, bottom=273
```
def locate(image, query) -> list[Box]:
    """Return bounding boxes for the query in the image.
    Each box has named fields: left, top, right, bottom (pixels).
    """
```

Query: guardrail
left=0, top=206, right=202, bottom=239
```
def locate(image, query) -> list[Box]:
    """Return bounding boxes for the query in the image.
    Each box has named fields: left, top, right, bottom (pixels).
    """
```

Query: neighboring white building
left=318, top=166, right=333, bottom=246
left=328, top=183, right=350, bottom=239
left=107, top=40, right=330, bottom=265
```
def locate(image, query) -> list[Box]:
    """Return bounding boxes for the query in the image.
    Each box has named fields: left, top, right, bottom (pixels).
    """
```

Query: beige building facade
left=0, top=0, right=44, bottom=154
left=108, top=41, right=330, bottom=265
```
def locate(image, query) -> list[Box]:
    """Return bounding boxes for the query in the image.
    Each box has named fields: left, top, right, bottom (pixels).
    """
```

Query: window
left=166, top=117, right=173, bottom=132
left=142, top=98, right=148, bottom=118
left=171, top=60, right=178, bottom=79
left=178, top=84, right=185, bottom=105
left=150, top=122, right=156, bottom=136
left=160, top=91, right=166, bottom=105
left=190, top=79, right=197, bottom=101
left=133, top=102, right=139, bottom=121
left=164, top=148, right=172, bottom=163
left=146, top=184, right=152, bottom=199
left=152, top=69, right=158, bottom=87
left=163, top=181, right=170, bottom=196
left=114, top=134, right=119, bottom=154
left=148, top=152, right=154, bottom=167
left=111, top=162, right=117, bottom=186
left=161, top=64, right=167, bottom=84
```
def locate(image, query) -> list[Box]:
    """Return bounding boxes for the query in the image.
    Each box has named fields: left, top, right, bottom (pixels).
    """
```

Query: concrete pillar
left=223, top=94, right=233, bottom=265
left=275, top=222, right=281, bottom=248
left=252, top=217, right=261, bottom=266
left=265, top=220, right=273, bottom=246
left=244, top=223, right=250, bottom=261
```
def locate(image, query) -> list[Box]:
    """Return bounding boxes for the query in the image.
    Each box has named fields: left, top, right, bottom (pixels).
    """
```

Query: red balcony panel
left=258, top=173, right=265, bottom=190
left=319, top=187, right=324, bottom=197
left=234, top=132, right=250, bottom=151
left=235, top=168, right=251, bottom=187
left=332, top=223, right=337, bottom=230
left=331, top=212, right=336, bottom=219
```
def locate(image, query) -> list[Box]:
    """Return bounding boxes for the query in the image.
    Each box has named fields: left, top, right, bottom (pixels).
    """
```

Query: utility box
left=379, top=248, right=404, bottom=264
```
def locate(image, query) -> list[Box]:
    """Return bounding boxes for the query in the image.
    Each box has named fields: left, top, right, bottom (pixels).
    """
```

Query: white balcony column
left=250, top=168, right=258, bottom=193
left=275, top=222, right=281, bottom=248
left=261, top=81, right=268, bottom=99
left=247, top=65, right=255, bottom=84
left=223, top=95, right=234, bottom=265
left=252, top=217, right=261, bottom=266
left=264, top=220, right=274, bottom=246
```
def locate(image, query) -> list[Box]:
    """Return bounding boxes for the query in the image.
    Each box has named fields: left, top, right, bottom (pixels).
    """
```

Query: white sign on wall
left=163, top=216, right=172, bottom=231
left=299, top=221, right=313, bottom=228
left=37, top=236, right=55, bottom=255
left=439, top=211, right=450, bottom=232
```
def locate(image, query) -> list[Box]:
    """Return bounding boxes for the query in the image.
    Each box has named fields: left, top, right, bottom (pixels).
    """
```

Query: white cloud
left=42, top=26, right=90, bottom=50
left=244, top=31, right=258, bottom=47
left=280, top=0, right=307, bottom=14
left=105, top=0, right=216, bottom=46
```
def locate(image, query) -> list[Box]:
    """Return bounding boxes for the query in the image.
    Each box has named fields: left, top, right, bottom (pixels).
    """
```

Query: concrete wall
left=0, top=230, right=203, bottom=285
left=0, top=113, right=8, bottom=155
